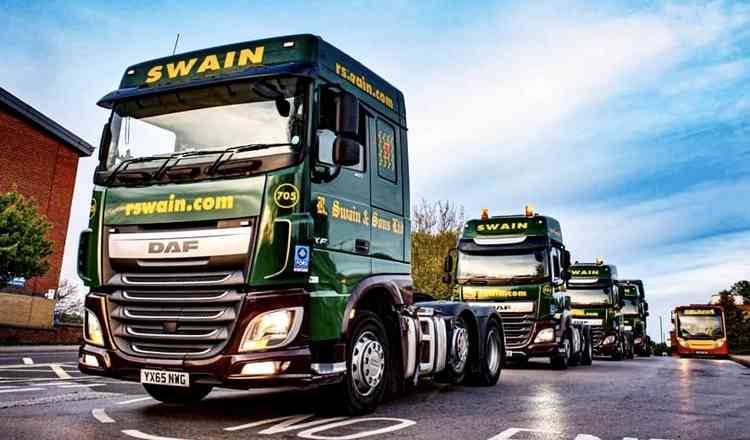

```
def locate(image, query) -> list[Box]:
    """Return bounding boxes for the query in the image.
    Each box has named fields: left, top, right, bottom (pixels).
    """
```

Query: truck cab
left=444, top=207, right=592, bottom=369
left=77, top=34, right=504, bottom=414
left=618, top=280, right=651, bottom=357
left=567, top=260, right=627, bottom=360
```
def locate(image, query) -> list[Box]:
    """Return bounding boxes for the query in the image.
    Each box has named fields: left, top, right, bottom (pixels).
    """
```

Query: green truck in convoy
left=567, top=260, right=629, bottom=360
left=77, top=34, right=505, bottom=414
left=618, top=280, right=651, bottom=357
left=443, top=207, right=593, bottom=369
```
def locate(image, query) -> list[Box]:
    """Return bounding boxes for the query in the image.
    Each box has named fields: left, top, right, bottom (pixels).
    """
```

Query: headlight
left=634, top=337, right=642, bottom=344
left=84, top=309, right=105, bottom=347
left=623, top=325, right=633, bottom=331
left=239, top=307, right=303, bottom=352
left=534, top=327, right=555, bottom=343
left=602, top=335, right=616, bottom=345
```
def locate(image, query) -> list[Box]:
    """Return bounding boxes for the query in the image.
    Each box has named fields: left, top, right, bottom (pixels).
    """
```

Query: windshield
left=106, top=76, right=307, bottom=170
left=678, top=313, right=724, bottom=339
left=456, top=250, right=548, bottom=282
left=567, top=288, right=611, bottom=306
left=622, top=300, right=639, bottom=315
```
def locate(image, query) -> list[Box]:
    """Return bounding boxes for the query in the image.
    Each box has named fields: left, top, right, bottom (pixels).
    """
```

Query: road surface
left=0, top=350, right=748, bottom=440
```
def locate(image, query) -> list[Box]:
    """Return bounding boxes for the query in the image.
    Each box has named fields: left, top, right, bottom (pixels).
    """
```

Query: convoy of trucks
left=76, top=32, right=720, bottom=415
left=443, top=207, right=592, bottom=369
left=77, top=34, right=504, bottom=415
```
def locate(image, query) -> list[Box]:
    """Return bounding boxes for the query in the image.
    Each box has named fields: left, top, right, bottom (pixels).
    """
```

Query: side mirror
left=336, top=91, right=359, bottom=136
left=618, top=298, right=625, bottom=308
left=644, top=303, right=649, bottom=312
left=441, top=273, right=452, bottom=285
left=332, top=136, right=361, bottom=167
left=563, top=295, right=571, bottom=309
left=443, top=255, right=454, bottom=273
left=562, top=250, right=571, bottom=269
left=98, top=122, right=111, bottom=166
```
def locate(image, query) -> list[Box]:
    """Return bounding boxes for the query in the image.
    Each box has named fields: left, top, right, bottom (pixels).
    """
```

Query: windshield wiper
left=105, top=154, right=176, bottom=185
left=206, top=142, right=296, bottom=175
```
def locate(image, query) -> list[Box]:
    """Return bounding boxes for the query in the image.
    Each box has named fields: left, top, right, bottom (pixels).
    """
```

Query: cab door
left=368, top=116, right=405, bottom=261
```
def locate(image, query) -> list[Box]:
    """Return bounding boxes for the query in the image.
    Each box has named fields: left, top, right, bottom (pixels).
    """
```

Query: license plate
left=140, top=369, right=189, bottom=387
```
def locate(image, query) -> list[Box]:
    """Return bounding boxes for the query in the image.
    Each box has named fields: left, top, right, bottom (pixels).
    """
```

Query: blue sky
left=2, top=1, right=749, bottom=340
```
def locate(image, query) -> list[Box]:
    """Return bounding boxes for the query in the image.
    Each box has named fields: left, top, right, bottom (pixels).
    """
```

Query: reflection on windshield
left=622, top=300, right=638, bottom=315
left=567, top=288, right=611, bottom=306
left=107, top=77, right=306, bottom=169
left=456, top=250, right=548, bottom=282
left=678, top=314, right=724, bottom=339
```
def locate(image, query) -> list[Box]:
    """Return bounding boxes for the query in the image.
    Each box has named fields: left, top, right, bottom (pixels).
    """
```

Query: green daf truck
left=567, top=260, right=628, bottom=360
left=442, top=208, right=593, bottom=369
left=77, top=34, right=505, bottom=414
left=618, top=280, right=651, bottom=357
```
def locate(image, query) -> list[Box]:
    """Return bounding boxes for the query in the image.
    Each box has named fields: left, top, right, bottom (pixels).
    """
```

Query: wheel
left=438, top=315, right=471, bottom=384
left=568, top=330, right=581, bottom=367
left=332, top=310, right=389, bottom=415
left=142, top=383, right=212, bottom=404
left=551, top=332, right=571, bottom=370
left=469, top=318, right=503, bottom=386
left=581, top=330, right=593, bottom=366
left=626, top=338, right=635, bottom=359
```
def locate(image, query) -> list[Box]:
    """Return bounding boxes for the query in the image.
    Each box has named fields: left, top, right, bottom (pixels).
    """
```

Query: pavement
left=730, top=355, right=750, bottom=368
left=0, top=349, right=749, bottom=440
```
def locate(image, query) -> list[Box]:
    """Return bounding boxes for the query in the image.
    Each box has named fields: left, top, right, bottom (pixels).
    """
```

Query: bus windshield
left=678, top=313, right=724, bottom=339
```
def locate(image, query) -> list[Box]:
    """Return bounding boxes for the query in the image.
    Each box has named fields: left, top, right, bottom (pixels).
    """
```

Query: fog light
left=534, top=328, right=555, bottom=343
left=82, top=354, right=100, bottom=368
left=240, top=361, right=290, bottom=376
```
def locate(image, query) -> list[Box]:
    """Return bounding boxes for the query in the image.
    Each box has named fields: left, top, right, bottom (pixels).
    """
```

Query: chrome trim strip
left=121, top=272, right=231, bottom=285
left=109, top=226, right=252, bottom=260
left=473, top=235, right=527, bottom=245
left=130, top=344, right=212, bottom=356
left=126, top=326, right=219, bottom=338
left=122, top=290, right=229, bottom=302
left=123, top=309, right=225, bottom=320
left=264, top=219, right=292, bottom=279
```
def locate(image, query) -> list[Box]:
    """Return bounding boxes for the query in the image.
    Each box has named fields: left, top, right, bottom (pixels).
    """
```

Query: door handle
left=355, top=239, right=370, bottom=254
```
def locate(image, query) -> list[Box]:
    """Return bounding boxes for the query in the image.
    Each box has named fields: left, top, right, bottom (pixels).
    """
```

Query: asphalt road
left=0, top=350, right=748, bottom=440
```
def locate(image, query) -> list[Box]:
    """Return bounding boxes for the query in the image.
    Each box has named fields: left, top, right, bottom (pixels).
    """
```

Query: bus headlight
left=84, top=309, right=105, bottom=347
left=240, top=307, right=303, bottom=352
left=534, top=328, right=555, bottom=343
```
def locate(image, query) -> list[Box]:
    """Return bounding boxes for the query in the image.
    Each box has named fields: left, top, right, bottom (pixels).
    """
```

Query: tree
left=717, top=285, right=750, bottom=354
left=411, top=199, right=464, bottom=299
left=0, top=191, right=53, bottom=288
left=728, top=280, right=750, bottom=305
left=54, top=279, right=84, bottom=324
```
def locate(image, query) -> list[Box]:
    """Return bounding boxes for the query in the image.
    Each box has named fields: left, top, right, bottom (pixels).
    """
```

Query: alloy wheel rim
left=351, top=330, right=385, bottom=397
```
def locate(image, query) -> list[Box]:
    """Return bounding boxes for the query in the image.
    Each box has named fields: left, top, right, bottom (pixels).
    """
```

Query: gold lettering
left=238, top=47, right=265, bottom=66
left=224, top=51, right=236, bottom=68
left=166, top=58, right=198, bottom=79
left=145, top=65, right=163, bottom=84
left=197, top=55, right=220, bottom=73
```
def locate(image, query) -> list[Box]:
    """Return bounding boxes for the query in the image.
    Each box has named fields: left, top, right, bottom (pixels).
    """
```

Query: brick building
left=0, top=86, right=94, bottom=297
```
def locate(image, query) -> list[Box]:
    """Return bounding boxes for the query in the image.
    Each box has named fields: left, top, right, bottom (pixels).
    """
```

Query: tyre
left=612, top=339, right=624, bottom=361
left=581, top=330, right=593, bottom=366
left=469, top=318, right=503, bottom=386
left=568, top=330, right=581, bottom=367
left=142, top=383, right=212, bottom=404
left=333, top=310, right=389, bottom=415
left=439, top=315, right=471, bottom=384
left=626, top=337, right=635, bottom=359
left=551, top=332, right=571, bottom=370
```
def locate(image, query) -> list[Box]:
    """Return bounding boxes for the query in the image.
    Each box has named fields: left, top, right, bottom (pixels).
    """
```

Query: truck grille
left=499, top=313, right=535, bottom=349
left=107, top=273, right=244, bottom=359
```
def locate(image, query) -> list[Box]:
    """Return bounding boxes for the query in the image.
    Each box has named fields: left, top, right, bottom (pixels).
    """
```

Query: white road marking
left=122, top=430, right=190, bottom=440
left=59, top=383, right=106, bottom=388
left=117, top=396, right=154, bottom=405
left=22, top=357, right=33, bottom=365
left=0, top=362, right=79, bottom=369
left=224, top=414, right=345, bottom=433
left=297, top=417, right=417, bottom=439
left=51, top=364, right=72, bottom=379
left=488, top=428, right=562, bottom=440
left=92, top=408, right=115, bottom=424
left=0, top=376, right=97, bottom=384
left=0, top=387, right=45, bottom=394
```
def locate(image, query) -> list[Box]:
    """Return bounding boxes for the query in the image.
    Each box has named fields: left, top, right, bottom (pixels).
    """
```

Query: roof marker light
left=481, top=208, right=489, bottom=220
left=283, top=41, right=295, bottom=48
left=524, top=205, right=534, bottom=217
left=596, top=256, right=604, bottom=266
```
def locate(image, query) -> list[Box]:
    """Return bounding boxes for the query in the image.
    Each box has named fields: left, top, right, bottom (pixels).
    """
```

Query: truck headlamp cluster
left=240, top=307, right=303, bottom=352
left=602, top=335, right=616, bottom=345
left=533, top=327, right=555, bottom=343
left=84, top=309, right=105, bottom=347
